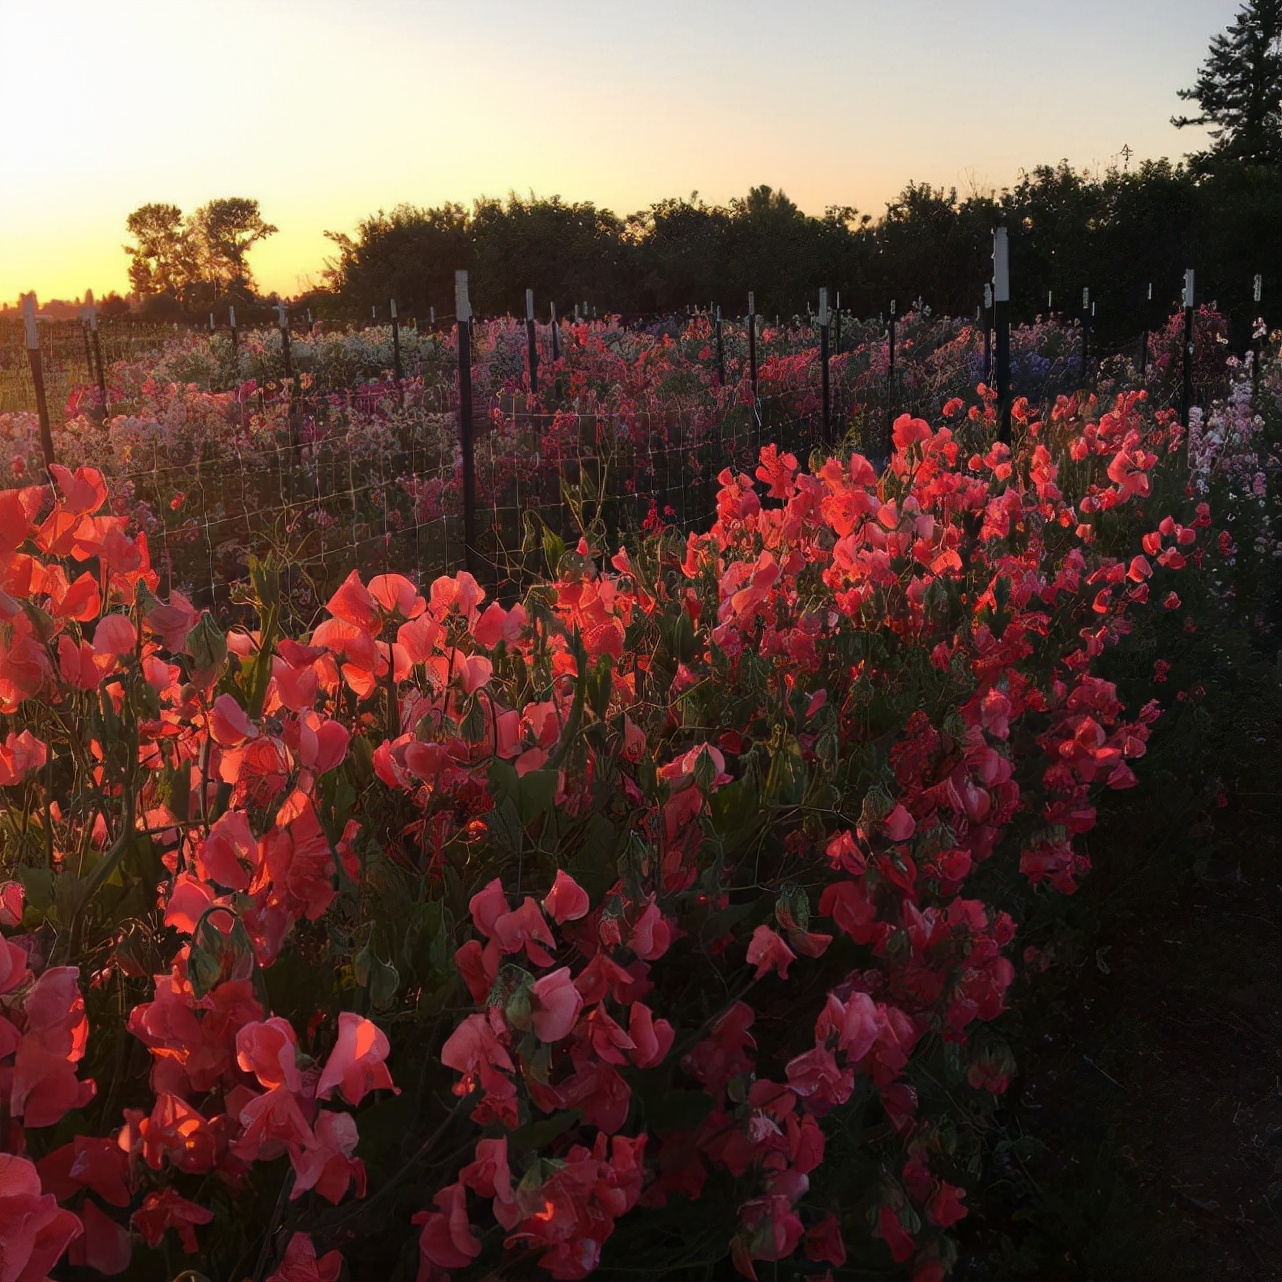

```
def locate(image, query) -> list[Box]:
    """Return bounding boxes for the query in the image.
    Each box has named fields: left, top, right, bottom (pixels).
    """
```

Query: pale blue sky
left=0, top=0, right=1233, bottom=300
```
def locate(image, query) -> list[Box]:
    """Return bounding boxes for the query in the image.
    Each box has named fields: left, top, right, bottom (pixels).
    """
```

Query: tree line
left=315, top=161, right=1277, bottom=348
left=123, top=1, right=1280, bottom=346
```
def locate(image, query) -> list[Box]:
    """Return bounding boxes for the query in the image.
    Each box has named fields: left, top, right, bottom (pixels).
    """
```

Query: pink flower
left=0, top=1154, right=83, bottom=1282
left=543, top=870, right=590, bottom=924
left=291, top=1111, right=366, bottom=1205
left=469, top=878, right=509, bottom=937
left=315, top=1012, right=396, bottom=1106
left=326, top=569, right=380, bottom=632
left=628, top=899, right=672, bottom=961
left=413, top=1182, right=482, bottom=1273
left=236, top=1017, right=303, bottom=1093
left=883, top=803, right=916, bottom=842
left=209, top=693, right=257, bottom=747
left=530, top=968, right=584, bottom=1042
left=91, top=613, right=135, bottom=657
left=368, top=572, right=425, bottom=620
left=492, top=897, right=558, bottom=967
left=66, top=1198, right=130, bottom=1275
left=746, top=925, right=796, bottom=979
left=232, top=1086, right=314, bottom=1166
left=804, top=1213, right=847, bottom=1266
left=197, top=809, right=258, bottom=892
left=265, top=1232, right=343, bottom=1282
left=130, top=1188, right=213, bottom=1254
left=928, top=1181, right=968, bottom=1227
left=627, top=1002, right=675, bottom=1069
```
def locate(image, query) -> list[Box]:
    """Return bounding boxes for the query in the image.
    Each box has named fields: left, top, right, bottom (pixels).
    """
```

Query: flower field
left=0, top=311, right=1278, bottom=1281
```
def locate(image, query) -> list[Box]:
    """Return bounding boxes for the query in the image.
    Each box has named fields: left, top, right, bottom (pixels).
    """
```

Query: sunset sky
left=1, top=0, right=1230, bottom=305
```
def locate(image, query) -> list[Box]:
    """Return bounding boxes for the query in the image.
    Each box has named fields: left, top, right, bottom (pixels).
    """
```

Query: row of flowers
left=2, top=367, right=1254, bottom=1279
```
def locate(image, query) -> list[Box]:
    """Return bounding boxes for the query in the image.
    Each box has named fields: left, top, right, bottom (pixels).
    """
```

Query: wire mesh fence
left=1, top=307, right=1244, bottom=625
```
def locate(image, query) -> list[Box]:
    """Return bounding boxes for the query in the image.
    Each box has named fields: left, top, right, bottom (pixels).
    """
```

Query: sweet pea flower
left=315, top=1012, right=396, bottom=1106
left=530, top=968, right=584, bottom=1042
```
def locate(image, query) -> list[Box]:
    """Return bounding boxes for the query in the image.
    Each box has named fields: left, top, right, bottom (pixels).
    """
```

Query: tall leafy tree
left=188, top=198, right=278, bottom=299
left=1173, top=0, right=1282, bottom=169
left=122, top=203, right=193, bottom=298
left=322, top=203, right=471, bottom=317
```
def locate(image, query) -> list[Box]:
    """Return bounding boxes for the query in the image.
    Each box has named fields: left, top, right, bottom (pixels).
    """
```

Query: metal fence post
left=526, top=288, right=539, bottom=396
left=818, top=288, right=831, bottom=446
left=1140, top=283, right=1151, bottom=378
left=1080, top=287, right=1090, bottom=385
left=1181, top=268, right=1195, bottom=427
left=715, top=305, right=725, bottom=385
left=993, top=227, right=1011, bottom=444
left=834, top=290, right=843, bottom=357
left=277, top=302, right=293, bottom=382
left=887, top=298, right=898, bottom=447
left=1252, top=273, right=1263, bottom=399
left=747, top=291, right=759, bottom=406
left=550, top=301, right=560, bottom=362
left=87, top=299, right=107, bottom=409
left=456, top=270, right=479, bottom=578
left=390, top=298, right=403, bottom=382
left=22, top=294, right=56, bottom=474
left=229, top=304, right=238, bottom=363
left=81, top=314, right=95, bottom=386
left=982, top=284, right=992, bottom=382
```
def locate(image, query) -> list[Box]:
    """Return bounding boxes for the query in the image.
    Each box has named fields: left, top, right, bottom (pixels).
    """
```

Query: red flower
left=875, top=1204, right=916, bottom=1262
left=804, top=1213, right=847, bottom=1265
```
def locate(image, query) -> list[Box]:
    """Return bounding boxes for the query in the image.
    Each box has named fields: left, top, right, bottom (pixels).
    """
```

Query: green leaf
left=186, top=612, right=227, bottom=673
left=518, top=770, right=559, bottom=822
left=542, top=529, right=566, bottom=577
left=512, top=1109, right=582, bottom=1154
left=17, top=867, right=56, bottom=918
left=488, top=759, right=520, bottom=807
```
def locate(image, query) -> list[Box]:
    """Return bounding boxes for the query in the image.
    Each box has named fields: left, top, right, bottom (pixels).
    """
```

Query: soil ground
left=959, top=845, right=1282, bottom=1281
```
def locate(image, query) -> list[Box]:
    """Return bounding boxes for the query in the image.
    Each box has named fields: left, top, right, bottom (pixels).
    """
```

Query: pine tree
left=1173, top=0, right=1282, bottom=169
